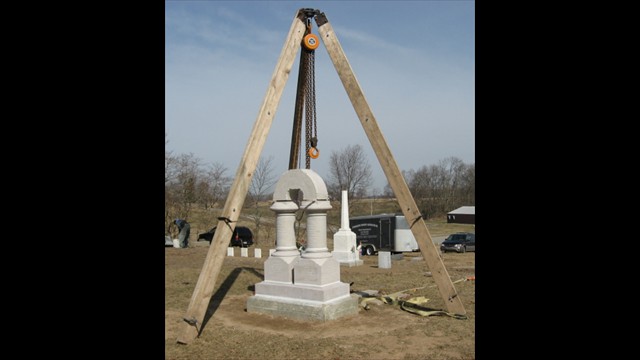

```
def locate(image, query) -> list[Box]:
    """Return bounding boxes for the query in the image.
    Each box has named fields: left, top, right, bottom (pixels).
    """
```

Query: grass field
left=165, top=198, right=475, bottom=359
left=165, top=247, right=476, bottom=359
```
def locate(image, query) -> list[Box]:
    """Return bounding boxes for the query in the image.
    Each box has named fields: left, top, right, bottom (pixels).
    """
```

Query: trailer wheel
left=365, top=246, right=375, bottom=256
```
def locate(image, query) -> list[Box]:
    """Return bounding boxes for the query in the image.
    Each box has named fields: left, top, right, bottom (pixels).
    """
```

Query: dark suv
left=197, top=226, right=254, bottom=247
left=440, top=232, right=475, bottom=253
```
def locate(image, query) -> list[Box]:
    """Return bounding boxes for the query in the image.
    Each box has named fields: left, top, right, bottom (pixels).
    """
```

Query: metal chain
left=291, top=18, right=316, bottom=170
left=292, top=26, right=311, bottom=170
left=304, top=48, right=315, bottom=169
left=310, top=51, right=317, bottom=148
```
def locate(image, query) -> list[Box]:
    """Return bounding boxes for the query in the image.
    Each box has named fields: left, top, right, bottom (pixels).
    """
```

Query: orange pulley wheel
left=303, top=34, right=319, bottom=50
left=308, top=147, right=319, bottom=159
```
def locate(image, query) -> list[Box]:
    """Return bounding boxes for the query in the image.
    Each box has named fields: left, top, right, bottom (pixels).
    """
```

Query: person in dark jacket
left=174, top=219, right=191, bottom=248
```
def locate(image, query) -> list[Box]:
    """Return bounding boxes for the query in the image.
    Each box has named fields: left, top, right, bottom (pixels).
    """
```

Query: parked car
left=197, top=226, right=254, bottom=247
left=440, top=232, right=475, bottom=253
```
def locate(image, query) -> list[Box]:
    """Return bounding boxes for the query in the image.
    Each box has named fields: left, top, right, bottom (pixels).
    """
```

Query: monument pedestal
left=247, top=169, right=358, bottom=321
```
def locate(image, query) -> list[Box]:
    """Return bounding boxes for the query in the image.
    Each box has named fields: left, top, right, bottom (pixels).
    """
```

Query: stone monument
left=246, top=169, right=359, bottom=321
left=331, top=190, right=363, bottom=267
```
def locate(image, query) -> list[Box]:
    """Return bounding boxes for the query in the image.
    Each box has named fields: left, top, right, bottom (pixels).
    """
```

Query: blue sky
left=165, top=1, right=475, bottom=193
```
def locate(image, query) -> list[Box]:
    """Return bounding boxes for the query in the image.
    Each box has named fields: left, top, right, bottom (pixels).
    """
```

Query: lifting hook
left=308, top=147, right=319, bottom=159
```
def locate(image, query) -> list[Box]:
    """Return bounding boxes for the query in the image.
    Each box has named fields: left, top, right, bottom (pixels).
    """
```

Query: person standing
left=174, top=219, right=191, bottom=248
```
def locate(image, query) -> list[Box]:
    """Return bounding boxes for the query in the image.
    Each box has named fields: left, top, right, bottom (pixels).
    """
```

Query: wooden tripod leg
left=315, top=14, right=466, bottom=316
left=176, top=11, right=307, bottom=345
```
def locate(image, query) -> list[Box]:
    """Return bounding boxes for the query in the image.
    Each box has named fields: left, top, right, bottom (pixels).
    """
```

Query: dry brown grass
left=165, top=243, right=475, bottom=359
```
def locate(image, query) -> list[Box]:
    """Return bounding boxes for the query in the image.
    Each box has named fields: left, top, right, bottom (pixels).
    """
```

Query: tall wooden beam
left=177, top=10, right=307, bottom=344
left=315, top=13, right=466, bottom=315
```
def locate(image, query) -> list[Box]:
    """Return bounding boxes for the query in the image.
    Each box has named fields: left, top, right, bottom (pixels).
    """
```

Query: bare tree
left=165, top=133, right=178, bottom=184
left=196, top=162, right=231, bottom=209
left=165, top=152, right=204, bottom=236
left=248, top=155, right=277, bottom=246
left=165, top=133, right=178, bottom=232
left=460, top=163, right=475, bottom=205
left=327, top=144, right=372, bottom=206
left=405, top=157, right=475, bottom=219
left=440, top=157, right=466, bottom=211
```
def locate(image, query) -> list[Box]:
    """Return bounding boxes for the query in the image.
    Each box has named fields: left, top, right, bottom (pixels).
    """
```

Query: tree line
left=398, top=157, right=475, bottom=220
left=166, top=135, right=474, bottom=237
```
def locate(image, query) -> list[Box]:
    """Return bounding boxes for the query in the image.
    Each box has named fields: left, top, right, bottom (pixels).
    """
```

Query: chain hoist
left=288, top=11, right=320, bottom=170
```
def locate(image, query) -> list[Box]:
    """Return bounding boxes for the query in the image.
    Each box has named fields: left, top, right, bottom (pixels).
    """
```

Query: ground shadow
left=199, top=266, right=265, bottom=333
left=200, top=267, right=242, bottom=333
left=243, top=266, right=264, bottom=293
left=244, top=266, right=264, bottom=278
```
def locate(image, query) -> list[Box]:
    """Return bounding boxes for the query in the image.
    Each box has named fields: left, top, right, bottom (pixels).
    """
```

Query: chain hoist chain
left=310, top=51, right=317, bottom=148
left=293, top=24, right=311, bottom=170
left=292, top=17, right=317, bottom=169
left=304, top=48, right=316, bottom=169
left=304, top=50, right=311, bottom=169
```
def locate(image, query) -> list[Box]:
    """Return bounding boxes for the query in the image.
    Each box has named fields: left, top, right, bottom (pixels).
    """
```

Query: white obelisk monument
left=331, top=190, right=363, bottom=267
